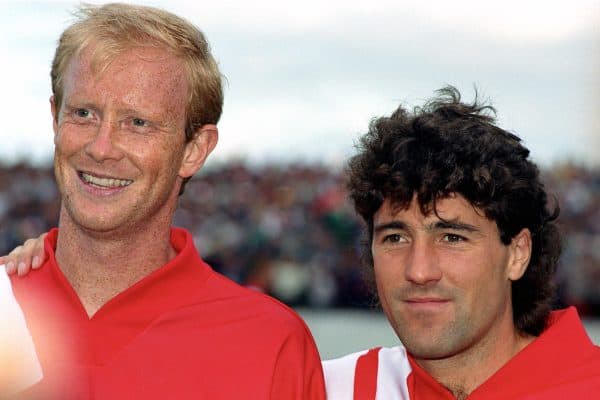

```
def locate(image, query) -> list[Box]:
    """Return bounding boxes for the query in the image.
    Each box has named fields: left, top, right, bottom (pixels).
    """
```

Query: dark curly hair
left=347, top=86, right=561, bottom=336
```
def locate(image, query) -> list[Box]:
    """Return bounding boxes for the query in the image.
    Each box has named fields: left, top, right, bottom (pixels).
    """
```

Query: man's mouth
left=405, top=298, right=448, bottom=303
left=79, top=172, right=133, bottom=188
left=402, top=296, right=451, bottom=310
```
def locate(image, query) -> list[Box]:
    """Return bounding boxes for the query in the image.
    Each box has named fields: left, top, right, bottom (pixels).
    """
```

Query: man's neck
left=415, top=319, right=535, bottom=398
left=54, top=217, right=176, bottom=317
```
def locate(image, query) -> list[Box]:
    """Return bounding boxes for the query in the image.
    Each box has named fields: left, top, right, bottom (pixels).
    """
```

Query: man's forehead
left=375, top=193, right=483, bottom=222
left=78, top=44, right=172, bottom=69
left=62, top=45, right=187, bottom=106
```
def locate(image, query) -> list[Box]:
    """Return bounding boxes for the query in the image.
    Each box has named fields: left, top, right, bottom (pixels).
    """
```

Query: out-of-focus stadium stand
left=1, top=161, right=598, bottom=315
left=297, top=309, right=600, bottom=359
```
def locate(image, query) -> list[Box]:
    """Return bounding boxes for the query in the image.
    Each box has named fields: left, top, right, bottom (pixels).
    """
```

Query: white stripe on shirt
left=323, top=346, right=411, bottom=400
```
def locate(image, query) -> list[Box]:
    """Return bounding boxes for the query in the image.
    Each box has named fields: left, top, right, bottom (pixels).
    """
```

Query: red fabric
left=406, top=307, right=600, bottom=399
left=11, top=228, right=326, bottom=400
left=353, top=347, right=381, bottom=400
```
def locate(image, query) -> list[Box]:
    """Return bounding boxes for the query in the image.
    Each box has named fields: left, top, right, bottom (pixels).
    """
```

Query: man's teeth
left=81, top=173, right=132, bottom=188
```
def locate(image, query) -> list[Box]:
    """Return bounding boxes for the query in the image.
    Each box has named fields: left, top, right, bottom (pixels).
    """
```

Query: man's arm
left=269, top=321, right=326, bottom=400
left=1, top=233, right=47, bottom=276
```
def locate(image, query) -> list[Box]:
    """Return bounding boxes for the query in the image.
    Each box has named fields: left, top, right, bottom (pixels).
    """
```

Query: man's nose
left=403, top=240, right=442, bottom=285
left=85, top=120, right=124, bottom=163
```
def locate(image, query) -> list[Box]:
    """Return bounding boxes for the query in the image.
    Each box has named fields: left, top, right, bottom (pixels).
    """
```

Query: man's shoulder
left=323, top=348, right=371, bottom=369
left=549, top=342, right=600, bottom=391
left=188, top=268, right=314, bottom=333
left=323, top=346, right=408, bottom=365
left=323, top=346, right=411, bottom=400
left=482, top=307, right=600, bottom=397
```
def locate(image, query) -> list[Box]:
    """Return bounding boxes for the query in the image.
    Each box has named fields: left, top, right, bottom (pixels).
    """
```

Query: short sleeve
left=269, top=318, right=326, bottom=400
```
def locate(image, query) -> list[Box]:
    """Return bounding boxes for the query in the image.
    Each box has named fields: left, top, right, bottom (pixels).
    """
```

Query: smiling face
left=371, top=194, right=531, bottom=364
left=52, top=45, right=204, bottom=236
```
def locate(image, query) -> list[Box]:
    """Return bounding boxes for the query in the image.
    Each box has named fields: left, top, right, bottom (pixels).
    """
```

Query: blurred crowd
left=1, top=161, right=598, bottom=315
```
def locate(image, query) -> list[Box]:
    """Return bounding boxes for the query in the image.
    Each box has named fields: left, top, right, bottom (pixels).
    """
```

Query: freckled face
left=53, top=45, right=192, bottom=235
left=371, top=195, right=518, bottom=361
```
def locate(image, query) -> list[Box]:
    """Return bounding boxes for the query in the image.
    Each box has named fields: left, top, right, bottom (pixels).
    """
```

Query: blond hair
left=51, top=2, right=223, bottom=141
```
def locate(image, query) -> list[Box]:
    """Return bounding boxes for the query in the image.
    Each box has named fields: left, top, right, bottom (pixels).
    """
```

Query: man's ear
left=507, top=228, right=532, bottom=281
left=50, top=96, right=59, bottom=142
left=178, top=124, right=218, bottom=178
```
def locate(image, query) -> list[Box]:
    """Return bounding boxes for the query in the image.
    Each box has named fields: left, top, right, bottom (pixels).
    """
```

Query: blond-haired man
left=1, top=4, right=324, bottom=399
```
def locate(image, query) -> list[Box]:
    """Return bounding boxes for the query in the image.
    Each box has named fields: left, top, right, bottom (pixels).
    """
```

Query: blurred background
left=2, top=161, right=599, bottom=356
left=0, top=0, right=598, bottom=357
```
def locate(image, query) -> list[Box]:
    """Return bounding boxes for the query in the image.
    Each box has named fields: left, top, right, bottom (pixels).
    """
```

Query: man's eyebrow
left=63, top=101, right=95, bottom=110
left=373, top=221, right=407, bottom=234
left=430, top=220, right=479, bottom=232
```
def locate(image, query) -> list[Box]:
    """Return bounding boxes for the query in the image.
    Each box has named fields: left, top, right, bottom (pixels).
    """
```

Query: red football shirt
left=406, top=307, right=600, bottom=399
left=11, top=228, right=326, bottom=399
left=325, top=307, right=600, bottom=399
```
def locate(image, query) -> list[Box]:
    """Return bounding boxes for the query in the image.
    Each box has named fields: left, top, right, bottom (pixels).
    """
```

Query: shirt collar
left=406, top=307, right=593, bottom=398
left=43, top=227, right=212, bottom=323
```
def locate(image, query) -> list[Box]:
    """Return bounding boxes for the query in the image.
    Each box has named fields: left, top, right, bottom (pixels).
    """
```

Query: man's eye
left=383, top=234, right=402, bottom=243
left=442, top=234, right=465, bottom=243
left=132, top=118, right=147, bottom=127
left=75, top=109, right=90, bottom=118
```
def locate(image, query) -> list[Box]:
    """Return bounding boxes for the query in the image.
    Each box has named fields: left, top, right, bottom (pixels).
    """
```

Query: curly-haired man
left=324, top=87, right=600, bottom=399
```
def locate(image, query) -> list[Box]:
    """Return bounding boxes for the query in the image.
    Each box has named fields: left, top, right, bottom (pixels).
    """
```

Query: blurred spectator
left=1, top=160, right=598, bottom=314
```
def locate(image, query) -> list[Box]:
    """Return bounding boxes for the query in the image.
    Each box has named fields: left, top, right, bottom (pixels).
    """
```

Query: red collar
left=40, top=227, right=212, bottom=323
left=407, top=307, right=595, bottom=398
